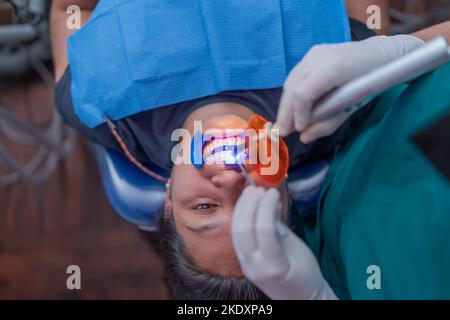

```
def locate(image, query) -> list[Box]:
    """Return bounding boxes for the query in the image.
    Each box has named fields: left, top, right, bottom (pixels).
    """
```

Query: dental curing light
left=311, top=36, right=450, bottom=122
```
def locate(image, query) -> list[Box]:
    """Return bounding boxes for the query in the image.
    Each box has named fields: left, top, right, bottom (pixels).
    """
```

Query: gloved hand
left=231, top=186, right=337, bottom=300
left=274, top=35, right=425, bottom=143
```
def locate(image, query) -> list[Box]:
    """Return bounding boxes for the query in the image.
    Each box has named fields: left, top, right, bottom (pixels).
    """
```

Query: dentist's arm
left=50, top=0, right=98, bottom=81
left=231, top=187, right=337, bottom=300
left=413, top=21, right=450, bottom=43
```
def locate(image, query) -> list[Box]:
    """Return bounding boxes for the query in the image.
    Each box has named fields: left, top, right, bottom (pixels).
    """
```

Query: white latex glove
left=231, top=186, right=337, bottom=300
left=274, top=35, right=425, bottom=143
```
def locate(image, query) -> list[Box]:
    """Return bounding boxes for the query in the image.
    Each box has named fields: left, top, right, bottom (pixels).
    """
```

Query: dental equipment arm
left=231, top=187, right=337, bottom=300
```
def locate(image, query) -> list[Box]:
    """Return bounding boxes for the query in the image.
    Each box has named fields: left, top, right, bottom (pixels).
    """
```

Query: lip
left=202, top=114, right=248, bottom=131
left=201, top=114, right=249, bottom=150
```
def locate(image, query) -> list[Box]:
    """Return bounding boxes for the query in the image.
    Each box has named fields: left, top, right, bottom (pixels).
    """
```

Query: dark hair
left=157, top=213, right=269, bottom=300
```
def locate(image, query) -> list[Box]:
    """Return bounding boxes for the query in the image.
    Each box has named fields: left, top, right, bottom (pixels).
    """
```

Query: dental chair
left=91, top=143, right=330, bottom=231
left=91, top=143, right=167, bottom=231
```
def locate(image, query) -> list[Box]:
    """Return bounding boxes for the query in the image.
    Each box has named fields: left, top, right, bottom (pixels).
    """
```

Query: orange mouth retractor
left=245, top=114, right=289, bottom=187
left=191, top=114, right=289, bottom=187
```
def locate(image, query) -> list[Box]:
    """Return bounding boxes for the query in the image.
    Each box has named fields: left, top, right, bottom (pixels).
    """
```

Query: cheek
left=171, top=164, right=202, bottom=190
left=170, top=164, right=212, bottom=210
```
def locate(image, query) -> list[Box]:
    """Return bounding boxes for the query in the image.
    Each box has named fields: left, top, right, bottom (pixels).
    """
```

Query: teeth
left=202, top=136, right=246, bottom=162
left=203, top=144, right=213, bottom=157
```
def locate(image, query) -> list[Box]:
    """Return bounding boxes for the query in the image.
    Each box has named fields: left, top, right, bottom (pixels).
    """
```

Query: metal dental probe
left=238, top=163, right=255, bottom=187
left=237, top=121, right=275, bottom=187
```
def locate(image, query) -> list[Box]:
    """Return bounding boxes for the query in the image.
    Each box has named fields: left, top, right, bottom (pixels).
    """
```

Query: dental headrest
left=91, top=143, right=167, bottom=231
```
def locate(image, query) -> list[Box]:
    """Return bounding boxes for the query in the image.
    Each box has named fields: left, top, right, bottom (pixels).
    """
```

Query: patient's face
left=166, top=102, right=289, bottom=276
left=168, top=162, right=289, bottom=276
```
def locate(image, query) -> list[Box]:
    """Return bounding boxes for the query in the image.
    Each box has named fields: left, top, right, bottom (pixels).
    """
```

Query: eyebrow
left=185, top=222, right=222, bottom=233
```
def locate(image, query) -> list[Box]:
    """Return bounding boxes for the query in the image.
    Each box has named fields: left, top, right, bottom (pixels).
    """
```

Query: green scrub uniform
left=304, top=62, right=450, bottom=299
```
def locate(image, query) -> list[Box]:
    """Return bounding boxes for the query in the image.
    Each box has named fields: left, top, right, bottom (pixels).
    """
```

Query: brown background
left=0, top=77, right=168, bottom=299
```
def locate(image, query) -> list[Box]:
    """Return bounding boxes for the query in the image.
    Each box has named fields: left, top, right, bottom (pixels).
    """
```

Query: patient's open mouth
left=202, top=135, right=248, bottom=164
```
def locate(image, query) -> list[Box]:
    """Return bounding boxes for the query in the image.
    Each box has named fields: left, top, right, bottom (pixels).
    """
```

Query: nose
left=211, top=169, right=246, bottom=189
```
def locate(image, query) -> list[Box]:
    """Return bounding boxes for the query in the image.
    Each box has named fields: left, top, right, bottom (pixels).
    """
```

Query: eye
left=194, top=203, right=218, bottom=211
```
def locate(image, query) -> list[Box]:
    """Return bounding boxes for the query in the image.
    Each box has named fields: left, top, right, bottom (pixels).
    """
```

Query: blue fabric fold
left=68, top=0, right=351, bottom=128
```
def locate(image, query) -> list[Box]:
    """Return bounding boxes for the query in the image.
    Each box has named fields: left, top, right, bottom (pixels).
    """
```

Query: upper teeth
left=203, top=136, right=246, bottom=162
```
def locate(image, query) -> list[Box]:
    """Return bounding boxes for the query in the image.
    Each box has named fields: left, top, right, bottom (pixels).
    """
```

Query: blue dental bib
left=68, top=0, right=351, bottom=128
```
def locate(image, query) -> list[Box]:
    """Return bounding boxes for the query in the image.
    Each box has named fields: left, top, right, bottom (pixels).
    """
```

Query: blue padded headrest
left=91, top=143, right=168, bottom=231
left=92, top=143, right=330, bottom=229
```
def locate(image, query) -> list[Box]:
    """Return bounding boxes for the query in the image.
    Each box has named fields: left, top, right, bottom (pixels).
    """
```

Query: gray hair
left=157, top=213, right=269, bottom=300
